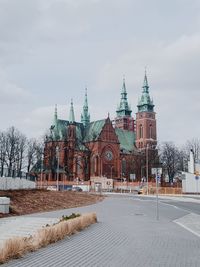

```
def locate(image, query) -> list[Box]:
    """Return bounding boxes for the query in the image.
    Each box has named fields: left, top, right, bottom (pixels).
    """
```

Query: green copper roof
left=84, top=119, right=106, bottom=142
left=115, top=128, right=135, bottom=152
left=81, top=88, right=90, bottom=127
left=137, top=71, right=154, bottom=112
left=116, top=78, right=132, bottom=117
left=69, top=99, right=75, bottom=123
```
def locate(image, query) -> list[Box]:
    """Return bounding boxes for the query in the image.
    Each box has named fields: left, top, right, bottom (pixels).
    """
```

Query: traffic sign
left=130, top=174, right=136, bottom=180
left=152, top=168, right=162, bottom=175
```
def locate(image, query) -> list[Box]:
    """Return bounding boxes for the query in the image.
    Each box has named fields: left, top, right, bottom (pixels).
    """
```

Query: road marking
left=174, top=213, right=200, bottom=238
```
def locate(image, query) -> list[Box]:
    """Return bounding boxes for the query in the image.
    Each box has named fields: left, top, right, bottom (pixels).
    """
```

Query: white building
left=182, top=150, right=200, bottom=194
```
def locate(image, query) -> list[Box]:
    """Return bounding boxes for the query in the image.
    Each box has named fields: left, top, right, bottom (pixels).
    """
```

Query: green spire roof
left=137, top=71, right=154, bottom=112
left=69, top=99, right=75, bottom=123
left=116, top=77, right=132, bottom=117
left=143, top=71, right=149, bottom=93
left=81, top=88, right=90, bottom=127
left=54, top=104, right=58, bottom=124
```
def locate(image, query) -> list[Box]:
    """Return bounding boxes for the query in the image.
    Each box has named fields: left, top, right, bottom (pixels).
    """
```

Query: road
left=3, top=194, right=200, bottom=267
left=133, top=194, right=200, bottom=215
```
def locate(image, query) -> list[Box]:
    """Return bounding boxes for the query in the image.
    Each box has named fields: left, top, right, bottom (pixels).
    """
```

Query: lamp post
left=146, top=144, right=149, bottom=195
left=56, top=146, right=59, bottom=191
left=40, top=154, right=44, bottom=189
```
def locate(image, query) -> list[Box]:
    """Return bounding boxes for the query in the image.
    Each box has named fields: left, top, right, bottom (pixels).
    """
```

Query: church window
left=91, top=157, right=95, bottom=175
left=122, top=158, right=126, bottom=176
left=76, top=157, right=81, bottom=175
left=139, top=124, right=143, bottom=139
left=149, top=125, right=153, bottom=139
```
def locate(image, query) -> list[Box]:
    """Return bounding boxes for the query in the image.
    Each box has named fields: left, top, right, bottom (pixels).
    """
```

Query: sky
left=0, top=0, right=200, bottom=146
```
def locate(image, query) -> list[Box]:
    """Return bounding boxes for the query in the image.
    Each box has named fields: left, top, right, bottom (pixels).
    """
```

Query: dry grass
left=0, top=212, right=97, bottom=264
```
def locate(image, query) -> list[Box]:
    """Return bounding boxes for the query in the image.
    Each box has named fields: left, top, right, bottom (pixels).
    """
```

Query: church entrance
left=103, top=164, right=114, bottom=178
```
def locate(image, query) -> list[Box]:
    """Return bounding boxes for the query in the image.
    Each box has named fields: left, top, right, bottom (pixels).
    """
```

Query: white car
left=47, top=186, right=57, bottom=191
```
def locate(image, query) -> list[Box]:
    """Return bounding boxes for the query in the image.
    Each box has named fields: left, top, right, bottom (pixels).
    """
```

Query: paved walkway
left=1, top=195, right=200, bottom=267
left=0, top=217, right=59, bottom=249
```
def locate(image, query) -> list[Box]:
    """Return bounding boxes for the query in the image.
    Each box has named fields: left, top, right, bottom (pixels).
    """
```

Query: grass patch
left=61, top=213, right=81, bottom=221
left=0, top=212, right=97, bottom=264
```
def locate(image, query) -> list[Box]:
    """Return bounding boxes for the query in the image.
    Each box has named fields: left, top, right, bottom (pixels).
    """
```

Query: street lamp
left=40, top=154, right=44, bottom=189
left=146, top=144, right=149, bottom=195
left=56, top=146, right=59, bottom=191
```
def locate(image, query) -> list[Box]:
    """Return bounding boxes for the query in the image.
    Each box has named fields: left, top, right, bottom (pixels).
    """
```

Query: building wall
left=182, top=172, right=200, bottom=193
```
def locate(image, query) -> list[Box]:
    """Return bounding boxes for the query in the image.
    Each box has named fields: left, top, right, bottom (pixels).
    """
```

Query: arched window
left=139, top=124, right=143, bottom=139
left=91, top=156, right=96, bottom=175
left=76, top=156, right=82, bottom=175
left=149, top=124, right=152, bottom=139
left=122, top=158, right=126, bottom=176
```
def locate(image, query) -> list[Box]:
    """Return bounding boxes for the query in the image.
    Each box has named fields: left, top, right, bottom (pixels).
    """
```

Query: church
left=43, top=72, right=157, bottom=183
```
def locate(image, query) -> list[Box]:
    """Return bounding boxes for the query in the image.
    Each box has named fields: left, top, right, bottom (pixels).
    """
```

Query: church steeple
left=54, top=104, right=58, bottom=124
left=135, top=70, right=157, bottom=149
left=81, top=88, right=90, bottom=127
left=116, top=77, right=132, bottom=117
left=69, top=99, right=75, bottom=123
left=142, top=70, right=149, bottom=93
left=137, top=70, right=154, bottom=112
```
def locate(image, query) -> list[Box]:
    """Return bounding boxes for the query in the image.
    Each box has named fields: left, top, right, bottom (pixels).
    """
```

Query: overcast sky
left=0, top=0, right=200, bottom=145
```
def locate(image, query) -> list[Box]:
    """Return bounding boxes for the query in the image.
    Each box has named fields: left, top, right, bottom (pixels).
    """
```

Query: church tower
left=81, top=88, right=90, bottom=127
left=135, top=71, right=157, bottom=149
left=115, top=78, right=134, bottom=131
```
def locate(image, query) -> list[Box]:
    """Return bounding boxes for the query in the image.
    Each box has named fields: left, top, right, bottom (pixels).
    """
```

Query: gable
left=99, top=119, right=119, bottom=143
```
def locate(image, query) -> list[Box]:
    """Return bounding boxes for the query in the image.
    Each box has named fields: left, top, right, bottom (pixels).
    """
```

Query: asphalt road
left=132, top=195, right=200, bottom=215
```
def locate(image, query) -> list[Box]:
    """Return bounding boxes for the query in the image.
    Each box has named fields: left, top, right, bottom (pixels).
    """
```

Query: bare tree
left=15, top=133, right=27, bottom=177
left=161, top=142, right=182, bottom=183
left=0, top=131, right=6, bottom=176
left=185, top=138, right=200, bottom=163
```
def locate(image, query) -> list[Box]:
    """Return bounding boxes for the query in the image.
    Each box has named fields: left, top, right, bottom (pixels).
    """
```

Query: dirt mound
left=0, top=189, right=103, bottom=218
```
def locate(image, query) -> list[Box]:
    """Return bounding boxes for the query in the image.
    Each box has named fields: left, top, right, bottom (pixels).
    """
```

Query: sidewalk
left=0, top=216, right=59, bottom=249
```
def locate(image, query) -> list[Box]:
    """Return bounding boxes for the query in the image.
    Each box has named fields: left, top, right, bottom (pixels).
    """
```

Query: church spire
left=137, top=70, right=154, bottom=112
left=81, top=88, right=90, bottom=127
left=116, top=77, right=132, bottom=117
left=142, top=69, right=149, bottom=93
left=69, top=99, right=75, bottom=123
left=54, top=104, right=58, bottom=124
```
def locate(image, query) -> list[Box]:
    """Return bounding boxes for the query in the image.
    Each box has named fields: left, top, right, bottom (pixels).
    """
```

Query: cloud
left=0, top=0, right=199, bottom=146
left=0, top=69, right=32, bottom=104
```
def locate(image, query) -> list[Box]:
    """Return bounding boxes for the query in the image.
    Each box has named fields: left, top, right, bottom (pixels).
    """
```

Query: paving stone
left=1, top=196, right=200, bottom=267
